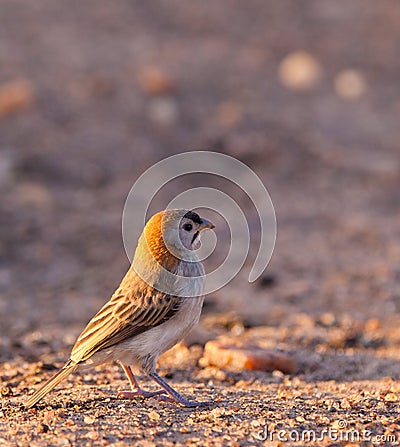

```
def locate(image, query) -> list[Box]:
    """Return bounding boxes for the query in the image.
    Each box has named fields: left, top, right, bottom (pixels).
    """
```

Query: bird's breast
left=111, top=261, right=206, bottom=367
left=173, top=260, right=206, bottom=298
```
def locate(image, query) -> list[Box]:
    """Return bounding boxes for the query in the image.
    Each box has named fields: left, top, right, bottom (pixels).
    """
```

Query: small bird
left=24, top=209, right=215, bottom=409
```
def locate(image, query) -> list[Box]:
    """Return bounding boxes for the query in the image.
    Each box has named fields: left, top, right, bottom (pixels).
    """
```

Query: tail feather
left=24, top=360, right=78, bottom=409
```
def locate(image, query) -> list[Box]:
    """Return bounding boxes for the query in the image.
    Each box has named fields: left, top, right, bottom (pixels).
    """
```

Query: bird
left=24, top=209, right=215, bottom=409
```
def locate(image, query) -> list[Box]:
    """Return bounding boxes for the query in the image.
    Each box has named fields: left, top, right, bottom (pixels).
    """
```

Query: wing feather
left=70, top=288, right=182, bottom=363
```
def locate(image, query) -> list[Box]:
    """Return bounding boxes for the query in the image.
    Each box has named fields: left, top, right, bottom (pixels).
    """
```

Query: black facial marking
left=183, top=210, right=202, bottom=224
left=191, top=231, right=199, bottom=244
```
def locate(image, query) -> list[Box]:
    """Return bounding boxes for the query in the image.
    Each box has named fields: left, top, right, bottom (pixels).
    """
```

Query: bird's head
left=141, top=209, right=215, bottom=267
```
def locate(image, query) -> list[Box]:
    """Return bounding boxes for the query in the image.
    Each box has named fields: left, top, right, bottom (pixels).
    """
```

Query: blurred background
left=1, top=1, right=400, bottom=353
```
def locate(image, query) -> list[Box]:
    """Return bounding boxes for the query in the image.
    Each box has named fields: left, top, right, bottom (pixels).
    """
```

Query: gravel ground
left=2, top=320, right=400, bottom=446
left=1, top=1, right=400, bottom=446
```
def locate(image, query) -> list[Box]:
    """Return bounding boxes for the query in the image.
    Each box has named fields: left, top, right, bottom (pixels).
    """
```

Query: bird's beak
left=199, top=218, right=215, bottom=230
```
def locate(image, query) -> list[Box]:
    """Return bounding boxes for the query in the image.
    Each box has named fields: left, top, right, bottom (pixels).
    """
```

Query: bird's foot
left=125, top=392, right=211, bottom=407
left=117, top=389, right=166, bottom=400
left=178, top=398, right=212, bottom=408
left=155, top=393, right=212, bottom=407
left=148, top=371, right=212, bottom=407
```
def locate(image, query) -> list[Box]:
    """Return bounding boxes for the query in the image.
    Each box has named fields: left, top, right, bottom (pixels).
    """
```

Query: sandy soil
left=1, top=1, right=400, bottom=446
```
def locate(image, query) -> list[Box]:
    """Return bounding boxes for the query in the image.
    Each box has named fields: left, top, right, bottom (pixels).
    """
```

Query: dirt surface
left=1, top=1, right=400, bottom=446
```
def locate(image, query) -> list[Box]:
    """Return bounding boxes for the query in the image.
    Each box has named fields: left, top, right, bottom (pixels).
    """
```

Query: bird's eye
left=183, top=223, right=193, bottom=231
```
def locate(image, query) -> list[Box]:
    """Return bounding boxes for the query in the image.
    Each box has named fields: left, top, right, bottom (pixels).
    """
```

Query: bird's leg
left=149, top=371, right=211, bottom=407
left=117, top=364, right=166, bottom=399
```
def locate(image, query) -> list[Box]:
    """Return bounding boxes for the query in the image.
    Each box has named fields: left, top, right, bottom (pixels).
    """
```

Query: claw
left=117, top=389, right=166, bottom=400
left=120, top=365, right=211, bottom=408
left=149, top=371, right=211, bottom=408
left=180, top=399, right=212, bottom=407
left=119, top=364, right=167, bottom=400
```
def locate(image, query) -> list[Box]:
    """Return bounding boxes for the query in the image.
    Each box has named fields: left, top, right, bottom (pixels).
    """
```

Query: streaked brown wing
left=70, top=289, right=182, bottom=363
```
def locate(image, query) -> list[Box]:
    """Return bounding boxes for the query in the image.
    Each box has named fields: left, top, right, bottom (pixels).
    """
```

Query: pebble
left=84, top=415, right=95, bottom=424
left=202, top=340, right=297, bottom=374
left=136, top=66, right=174, bottom=95
left=0, top=78, right=34, bottom=118
left=147, top=97, right=179, bottom=126
left=210, top=407, right=225, bottom=419
left=216, top=101, right=243, bottom=128
left=148, top=410, right=161, bottom=421
left=340, top=398, right=352, bottom=409
left=86, top=430, right=99, bottom=440
left=334, top=69, right=366, bottom=99
left=15, top=181, right=53, bottom=208
left=0, top=386, right=12, bottom=397
left=278, top=51, right=321, bottom=91
left=383, top=393, right=398, bottom=402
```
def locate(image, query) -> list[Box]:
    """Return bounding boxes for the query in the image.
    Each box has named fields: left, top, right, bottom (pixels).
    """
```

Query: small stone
left=390, top=383, right=400, bottom=393
left=334, top=69, right=366, bottom=99
left=202, top=340, right=297, bottom=374
left=294, top=312, right=316, bottom=328
left=43, top=410, right=55, bottom=424
left=384, top=393, right=398, bottom=402
left=234, top=379, right=248, bottom=388
left=216, top=101, right=243, bottom=127
left=340, top=398, right=352, bottom=409
left=0, top=79, right=34, bottom=118
left=149, top=410, right=161, bottom=421
left=364, top=318, right=380, bottom=332
left=211, top=407, right=225, bottom=419
left=0, top=386, right=12, bottom=397
left=86, top=430, right=99, bottom=440
left=278, top=51, right=321, bottom=91
left=272, top=370, right=285, bottom=379
left=136, top=66, right=174, bottom=95
left=84, top=415, right=95, bottom=424
left=147, top=97, right=179, bottom=126
left=319, top=312, right=336, bottom=327
left=16, top=182, right=53, bottom=208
